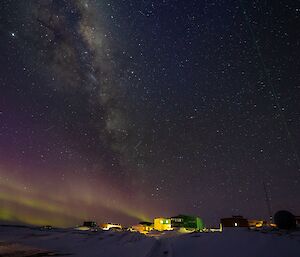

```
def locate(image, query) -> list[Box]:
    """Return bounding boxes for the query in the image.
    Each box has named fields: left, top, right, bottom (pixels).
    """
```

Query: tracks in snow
left=146, top=239, right=173, bottom=257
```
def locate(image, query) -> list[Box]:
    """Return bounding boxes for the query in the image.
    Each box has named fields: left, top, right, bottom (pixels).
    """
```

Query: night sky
left=0, top=0, right=299, bottom=227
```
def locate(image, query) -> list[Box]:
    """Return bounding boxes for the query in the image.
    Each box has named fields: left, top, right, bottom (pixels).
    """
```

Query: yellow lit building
left=248, top=220, right=265, bottom=228
left=101, top=223, right=122, bottom=231
left=131, top=223, right=153, bottom=234
left=154, top=217, right=172, bottom=231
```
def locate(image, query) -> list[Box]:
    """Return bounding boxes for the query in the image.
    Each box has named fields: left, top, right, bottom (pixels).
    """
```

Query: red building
left=220, top=216, right=248, bottom=227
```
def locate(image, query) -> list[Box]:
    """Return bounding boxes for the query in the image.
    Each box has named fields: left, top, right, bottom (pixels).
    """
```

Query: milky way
left=0, top=0, right=300, bottom=226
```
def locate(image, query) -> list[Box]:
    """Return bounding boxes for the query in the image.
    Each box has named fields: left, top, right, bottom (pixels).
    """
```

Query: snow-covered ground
left=0, top=225, right=300, bottom=257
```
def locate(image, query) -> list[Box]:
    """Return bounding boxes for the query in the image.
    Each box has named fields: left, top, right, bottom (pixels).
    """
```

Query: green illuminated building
left=171, top=214, right=204, bottom=230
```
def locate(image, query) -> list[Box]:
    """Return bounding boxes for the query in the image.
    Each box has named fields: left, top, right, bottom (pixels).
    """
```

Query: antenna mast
left=263, top=181, right=273, bottom=224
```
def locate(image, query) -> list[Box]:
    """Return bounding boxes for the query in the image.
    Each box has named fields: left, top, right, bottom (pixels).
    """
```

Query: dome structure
left=274, top=210, right=296, bottom=230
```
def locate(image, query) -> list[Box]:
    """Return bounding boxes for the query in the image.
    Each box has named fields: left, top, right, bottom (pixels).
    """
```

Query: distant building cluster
left=75, top=214, right=205, bottom=234
left=73, top=210, right=299, bottom=235
left=220, top=216, right=266, bottom=229
left=133, top=214, right=205, bottom=234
